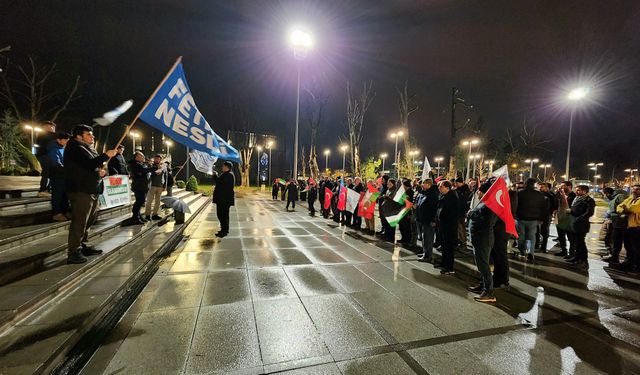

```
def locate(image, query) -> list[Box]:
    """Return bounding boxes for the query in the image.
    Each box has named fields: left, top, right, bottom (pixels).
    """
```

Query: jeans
left=50, top=177, right=68, bottom=215
left=536, top=215, right=551, bottom=251
left=420, top=223, right=436, bottom=258
left=610, top=227, right=626, bottom=263
left=517, top=220, right=538, bottom=255
left=471, top=231, right=493, bottom=291
left=557, top=226, right=575, bottom=254
left=574, top=230, right=588, bottom=261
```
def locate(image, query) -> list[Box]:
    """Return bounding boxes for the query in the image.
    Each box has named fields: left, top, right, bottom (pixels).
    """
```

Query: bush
left=185, top=175, right=198, bottom=192
left=175, top=180, right=186, bottom=188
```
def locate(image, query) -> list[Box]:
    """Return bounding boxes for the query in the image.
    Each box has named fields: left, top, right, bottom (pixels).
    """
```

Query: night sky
left=2, top=0, right=640, bottom=178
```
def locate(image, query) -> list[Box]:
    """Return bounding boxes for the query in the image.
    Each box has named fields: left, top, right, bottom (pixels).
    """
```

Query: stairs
left=0, top=188, right=211, bottom=374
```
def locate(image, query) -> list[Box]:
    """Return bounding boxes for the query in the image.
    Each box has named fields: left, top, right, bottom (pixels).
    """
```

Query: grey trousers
left=68, top=192, right=99, bottom=255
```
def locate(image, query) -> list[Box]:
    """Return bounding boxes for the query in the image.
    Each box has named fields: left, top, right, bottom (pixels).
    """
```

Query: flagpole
left=113, top=56, right=183, bottom=150
left=172, top=158, right=190, bottom=180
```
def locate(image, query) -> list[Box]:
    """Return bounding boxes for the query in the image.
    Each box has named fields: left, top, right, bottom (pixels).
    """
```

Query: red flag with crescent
left=323, top=187, right=333, bottom=210
left=337, top=184, right=347, bottom=211
left=480, top=177, right=518, bottom=237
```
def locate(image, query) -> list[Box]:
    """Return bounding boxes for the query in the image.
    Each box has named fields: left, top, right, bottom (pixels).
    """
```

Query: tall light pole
left=390, top=131, right=404, bottom=179
left=462, top=138, right=479, bottom=180
left=256, top=146, right=263, bottom=186
left=524, top=158, right=539, bottom=178
left=130, top=131, right=141, bottom=152
left=267, top=140, right=273, bottom=183
left=588, top=162, right=603, bottom=186
left=289, top=27, right=313, bottom=180
left=165, top=140, right=172, bottom=160
left=625, top=168, right=638, bottom=182
left=24, top=125, right=41, bottom=154
left=380, top=153, right=388, bottom=173
left=565, top=87, right=590, bottom=180
left=409, top=150, right=419, bottom=167
left=470, top=154, right=481, bottom=179
left=340, top=145, right=348, bottom=172
left=484, top=159, right=495, bottom=175
left=539, top=164, right=551, bottom=181
left=434, top=156, right=444, bottom=176
left=323, top=149, right=330, bottom=172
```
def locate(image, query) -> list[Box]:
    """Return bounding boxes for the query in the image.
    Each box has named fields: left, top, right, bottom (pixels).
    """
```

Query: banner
left=139, top=61, right=240, bottom=163
left=190, top=149, right=217, bottom=175
left=99, top=175, right=131, bottom=209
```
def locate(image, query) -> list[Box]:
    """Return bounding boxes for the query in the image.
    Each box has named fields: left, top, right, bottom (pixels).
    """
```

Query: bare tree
left=303, top=83, right=328, bottom=181
left=397, top=81, right=418, bottom=178
left=346, top=81, right=375, bottom=176
left=230, top=100, right=257, bottom=187
left=300, top=145, right=307, bottom=179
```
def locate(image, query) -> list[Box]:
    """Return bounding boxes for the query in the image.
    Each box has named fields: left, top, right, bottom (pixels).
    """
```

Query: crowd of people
left=34, top=123, right=175, bottom=263
left=270, top=172, right=640, bottom=303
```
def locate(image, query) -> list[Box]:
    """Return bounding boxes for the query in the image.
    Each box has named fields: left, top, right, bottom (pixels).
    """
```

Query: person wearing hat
left=212, top=161, right=236, bottom=238
left=467, top=180, right=498, bottom=303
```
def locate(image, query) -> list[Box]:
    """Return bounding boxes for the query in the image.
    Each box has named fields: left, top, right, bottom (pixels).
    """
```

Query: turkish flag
left=337, top=185, right=347, bottom=211
left=480, top=177, right=518, bottom=237
left=323, top=187, right=333, bottom=210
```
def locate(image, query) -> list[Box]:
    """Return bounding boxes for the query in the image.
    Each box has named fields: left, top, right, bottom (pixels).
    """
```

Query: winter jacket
left=542, top=191, right=557, bottom=216
left=149, top=162, right=166, bottom=188
left=607, top=189, right=629, bottom=228
left=36, top=131, right=56, bottom=158
left=63, top=139, right=109, bottom=195
left=437, top=190, right=460, bottom=228
left=129, top=160, right=154, bottom=193
left=468, top=202, right=497, bottom=237
left=46, top=141, right=65, bottom=179
left=569, top=195, right=595, bottom=233
left=414, top=185, right=439, bottom=224
left=307, top=186, right=318, bottom=203
left=286, top=183, right=299, bottom=201
left=455, top=184, right=471, bottom=214
left=617, top=195, right=640, bottom=228
left=516, top=187, right=548, bottom=221
left=212, top=170, right=235, bottom=207
left=108, top=153, right=128, bottom=175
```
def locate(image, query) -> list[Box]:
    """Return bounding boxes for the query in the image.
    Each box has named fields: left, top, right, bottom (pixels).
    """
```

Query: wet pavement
left=85, top=194, right=640, bottom=375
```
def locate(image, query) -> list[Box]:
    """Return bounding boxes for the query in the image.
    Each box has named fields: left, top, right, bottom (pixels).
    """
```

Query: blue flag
left=139, top=61, right=241, bottom=163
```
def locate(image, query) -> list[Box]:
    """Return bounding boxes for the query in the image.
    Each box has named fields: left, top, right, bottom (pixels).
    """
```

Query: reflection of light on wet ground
left=517, top=286, right=545, bottom=328
left=391, top=246, right=401, bottom=281
left=560, top=346, right=582, bottom=374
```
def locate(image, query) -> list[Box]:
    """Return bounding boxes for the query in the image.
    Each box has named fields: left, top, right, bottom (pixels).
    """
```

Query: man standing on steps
left=36, top=121, right=57, bottom=197
left=144, top=154, right=167, bottom=221
left=64, top=125, right=117, bottom=264
left=212, top=161, right=235, bottom=238
left=129, top=151, right=154, bottom=224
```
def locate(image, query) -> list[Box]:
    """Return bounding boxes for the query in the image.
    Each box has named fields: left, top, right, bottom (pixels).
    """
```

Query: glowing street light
left=323, top=149, right=330, bottom=171
left=539, top=163, right=551, bottom=181
left=267, top=140, right=274, bottom=183
left=129, top=131, right=141, bottom=152
left=462, top=138, right=480, bottom=180
left=288, top=26, right=314, bottom=180
left=23, top=124, right=42, bottom=154
left=409, top=150, right=420, bottom=167
left=390, top=131, right=404, bottom=178
left=380, top=153, right=388, bottom=172
left=164, top=140, right=173, bottom=159
left=434, top=156, right=444, bottom=176
left=624, top=168, right=638, bottom=181
left=588, top=162, right=603, bottom=186
left=564, top=86, right=590, bottom=180
left=484, top=159, right=495, bottom=174
left=470, top=154, right=481, bottom=179
left=524, top=158, right=539, bottom=178
left=340, top=144, right=348, bottom=172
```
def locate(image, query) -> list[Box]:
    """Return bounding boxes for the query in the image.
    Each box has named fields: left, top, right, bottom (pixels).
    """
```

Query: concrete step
left=0, top=188, right=189, bottom=251
left=0, top=195, right=210, bottom=374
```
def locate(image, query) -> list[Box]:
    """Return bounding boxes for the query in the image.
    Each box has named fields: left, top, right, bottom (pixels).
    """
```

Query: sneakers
left=474, top=291, right=496, bottom=303
left=67, top=251, right=88, bottom=264
left=81, top=244, right=103, bottom=256
left=417, top=255, right=433, bottom=263
left=468, top=284, right=484, bottom=294
left=52, top=213, right=68, bottom=222
left=37, top=191, right=52, bottom=198
left=440, top=269, right=455, bottom=275
left=151, top=215, right=162, bottom=220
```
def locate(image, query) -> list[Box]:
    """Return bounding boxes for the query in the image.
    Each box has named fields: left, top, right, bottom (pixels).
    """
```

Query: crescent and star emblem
left=495, top=189, right=504, bottom=208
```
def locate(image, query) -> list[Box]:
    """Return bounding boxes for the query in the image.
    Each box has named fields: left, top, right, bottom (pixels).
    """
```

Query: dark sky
left=2, top=0, right=640, bottom=178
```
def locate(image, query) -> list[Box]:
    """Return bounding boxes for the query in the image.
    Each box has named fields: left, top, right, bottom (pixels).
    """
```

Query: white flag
left=345, top=188, right=361, bottom=212
left=421, top=156, right=432, bottom=181
left=492, top=164, right=511, bottom=187
left=93, top=99, right=134, bottom=126
left=190, top=149, right=218, bottom=175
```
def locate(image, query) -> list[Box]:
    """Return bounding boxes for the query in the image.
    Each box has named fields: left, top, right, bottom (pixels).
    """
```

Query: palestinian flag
left=382, top=199, right=413, bottom=227
left=277, top=178, right=287, bottom=186
left=358, top=183, right=380, bottom=219
left=392, top=184, right=407, bottom=204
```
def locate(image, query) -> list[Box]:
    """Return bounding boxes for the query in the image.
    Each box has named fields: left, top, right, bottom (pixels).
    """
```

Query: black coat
left=129, top=160, right=154, bottom=192
left=108, top=154, right=129, bottom=175
left=414, top=185, right=439, bottom=224
left=272, top=183, right=279, bottom=195
left=437, top=190, right=460, bottom=227
left=64, top=139, right=109, bottom=194
left=212, top=170, right=235, bottom=207
left=516, top=187, right=548, bottom=221
left=570, top=195, right=595, bottom=233
left=307, top=186, right=318, bottom=203
left=468, top=202, right=498, bottom=236
left=36, top=131, right=56, bottom=158
left=286, top=183, right=299, bottom=201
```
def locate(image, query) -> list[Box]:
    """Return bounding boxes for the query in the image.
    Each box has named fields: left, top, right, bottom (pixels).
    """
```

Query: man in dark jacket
left=285, top=179, right=299, bottom=211
left=144, top=154, right=167, bottom=221
left=64, top=125, right=116, bottom=264
left=454, top=177, right=471, bottom=247
left=36, top=121, right=57, bottom=197
left=536, top=182, right=557, bottom=252
left=272, top=180, right=280, bottom=200
left=212, top=161, right=235, bottom=238
left=565, top=185, right=595, bottom=265
left=603, top=187, right=628, bottom=264
left=554, top=181, right=577, bottom=258
left=108, top=145, right=128, bottom=175
left=468, top=180, right=498, bottom=302
left=47, top=132, right=70, bottom=222
left=436, top=180, right=460, bottom=274
left=307, top=179, right=318, bottom=216
left=491, top=187, right=518, bottom=289
left=128, top=151, right=154, bottom=224
left=415, top=179, right=439, bottom=262
left=516, top=178, right=548, bottom=261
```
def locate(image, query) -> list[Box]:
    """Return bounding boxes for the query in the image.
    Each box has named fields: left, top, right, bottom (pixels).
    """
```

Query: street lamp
left=484, top=159, right=495, bottom=175
left=256, top=146, right=263, bottom=186
left=470, top=154, right=481, bottom=179
left=129, top=131, right=141, bottom=152
left=380, top=153, right=388, bottom=173
left=323, top=149, right=330, bottom=172
left=434, top=156, right=444, bottom=176
left=390, top=131, right=404, bottom=178
left=524, top=158, right=539, bottom=178
left=340, top=145, right=348, bottom=172
left=462, top=138, right=480, bottom=180
left=288, top=26, right=314, bottom=180
left=588, top=162, right=603, bottom=186
left=267, top=140, right=274, bottom=183
left=565, top=86, right=590, bottom=181
left=539, top=164, right=551, bottom=181
left=624, top=168, right=638, bottom=182
left=164, top=140, right=172, bottom=160
left=409, top=150, right=419, bottom=166
left=23, top=124, right=42, bottom=154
